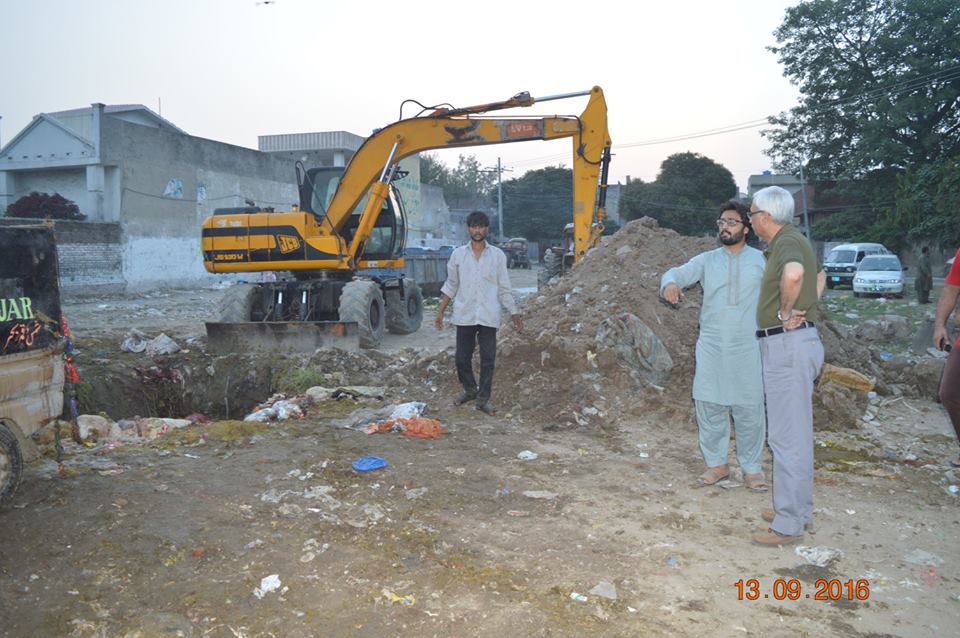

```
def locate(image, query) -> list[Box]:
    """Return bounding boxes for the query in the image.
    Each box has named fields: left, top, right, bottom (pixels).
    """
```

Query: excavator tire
left=0, top=422, right=23, bottom=506
left=217, top=283, right=260, bottom=322
left=538, top=250, right=562, bottom=289
left=385, top=279, right=423, bottom=335
left=339, top=280, right=385, bottom=349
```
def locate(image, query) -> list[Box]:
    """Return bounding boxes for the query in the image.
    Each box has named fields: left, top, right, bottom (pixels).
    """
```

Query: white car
left=853, top=254, right=904, bottom=298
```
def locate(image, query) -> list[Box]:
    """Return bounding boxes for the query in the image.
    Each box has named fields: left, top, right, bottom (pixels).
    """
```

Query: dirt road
left=1, top=262, right=959, bottom=637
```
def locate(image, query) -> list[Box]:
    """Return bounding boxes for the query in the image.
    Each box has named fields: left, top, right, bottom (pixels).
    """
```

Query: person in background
left=435, top=211, right=523, bottom=415
left=916, top=246, right=933, bottom=304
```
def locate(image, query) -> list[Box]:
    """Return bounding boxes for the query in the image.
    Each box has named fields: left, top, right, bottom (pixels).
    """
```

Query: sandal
left=744, top=473, right=768, bottom=492
left=696, top=466, right=729, bottom=487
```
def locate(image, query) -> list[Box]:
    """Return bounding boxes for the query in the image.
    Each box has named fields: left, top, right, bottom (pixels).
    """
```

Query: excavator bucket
left=205, top=321, right=360, bottom=353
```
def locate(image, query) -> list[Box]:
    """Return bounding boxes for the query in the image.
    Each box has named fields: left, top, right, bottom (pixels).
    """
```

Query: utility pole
left=799, top=163, right=811, bottom=239
left=497, top=157, right=504, bottom=240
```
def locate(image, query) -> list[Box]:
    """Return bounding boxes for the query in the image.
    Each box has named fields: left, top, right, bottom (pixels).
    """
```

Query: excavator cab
left=298, top=166, right=407, bottom=262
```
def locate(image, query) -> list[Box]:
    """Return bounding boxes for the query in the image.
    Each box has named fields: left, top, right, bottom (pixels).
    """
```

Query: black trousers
left=455, top=325, right=497, bottom=401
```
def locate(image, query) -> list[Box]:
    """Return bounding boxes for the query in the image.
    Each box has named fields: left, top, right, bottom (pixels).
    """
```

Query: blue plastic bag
left=352, top=456, right=388, bottom=472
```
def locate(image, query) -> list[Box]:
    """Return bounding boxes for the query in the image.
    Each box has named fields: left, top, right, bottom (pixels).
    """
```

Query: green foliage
left=273, top=366, right=327, bottom=395
left=500, top=166, right=573, bottom=243
left=420, top=153, right=495, bottom=209
left=619, top=152, right=737, bottom=236
left=892, top=156, right=960, bottom=249
left=764, top=0, right=960, bottom=179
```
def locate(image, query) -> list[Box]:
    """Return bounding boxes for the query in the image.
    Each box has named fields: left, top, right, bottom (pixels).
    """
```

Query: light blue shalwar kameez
left=660, top=245, right=767, bottom=473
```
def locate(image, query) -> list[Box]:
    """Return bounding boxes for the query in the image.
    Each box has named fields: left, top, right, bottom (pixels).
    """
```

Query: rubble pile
left=411, top=217, right=919, bottom=428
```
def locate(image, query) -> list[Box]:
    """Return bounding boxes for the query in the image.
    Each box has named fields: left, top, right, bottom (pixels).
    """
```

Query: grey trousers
left=759, top=327, right=824, bottom=536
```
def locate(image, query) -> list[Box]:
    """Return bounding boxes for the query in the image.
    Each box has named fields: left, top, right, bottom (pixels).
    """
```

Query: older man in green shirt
left=661, top=201, right=768, bottom=491
left=749, top=186, right=826, bottom=547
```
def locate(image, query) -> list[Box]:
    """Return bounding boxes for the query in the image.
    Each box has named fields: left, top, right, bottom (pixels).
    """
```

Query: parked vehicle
left=823, top=242, right=891, bottom=289
left=1, top=223, right=65, bottom=505
left=853, top=254, right=905, bottom=298
left=502, top=237, right=530, bottom=269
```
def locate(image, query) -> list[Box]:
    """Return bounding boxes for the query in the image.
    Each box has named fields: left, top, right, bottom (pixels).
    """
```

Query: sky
left=0, top=0, right=802, bottom=192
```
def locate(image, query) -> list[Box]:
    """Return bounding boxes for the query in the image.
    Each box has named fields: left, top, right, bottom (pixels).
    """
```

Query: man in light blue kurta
left=660, top=201, right=768, bottom=490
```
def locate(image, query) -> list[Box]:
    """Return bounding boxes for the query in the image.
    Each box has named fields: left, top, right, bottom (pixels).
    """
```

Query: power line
left=503, top=64, right=960, bottom=170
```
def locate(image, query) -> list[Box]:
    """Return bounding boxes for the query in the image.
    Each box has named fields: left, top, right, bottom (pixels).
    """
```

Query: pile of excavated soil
left=409, top=217, right=898, bottom=430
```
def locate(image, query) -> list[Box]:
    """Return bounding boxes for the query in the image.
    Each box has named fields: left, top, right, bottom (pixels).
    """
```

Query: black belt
left=756, top=321, right=815, bottom=338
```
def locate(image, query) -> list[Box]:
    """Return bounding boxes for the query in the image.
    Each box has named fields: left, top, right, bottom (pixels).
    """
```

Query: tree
left=619, top=152, right=737, bottom=235
left=500, top=166, right=573, bottom=243
left=5, top=192, right=86, bottom=221
left=764, top=0, right=960, bottom=180
left=418, top=153, right=494, bottom=209
left=419, top=153, right=450, bottom=188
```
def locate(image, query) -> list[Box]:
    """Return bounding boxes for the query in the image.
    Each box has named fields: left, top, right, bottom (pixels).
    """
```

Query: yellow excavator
left=202, top=86, right=611, bottom=349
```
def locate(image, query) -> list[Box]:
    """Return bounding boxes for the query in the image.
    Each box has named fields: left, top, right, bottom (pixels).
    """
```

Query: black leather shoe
left=454, top=392, right=477, bottom=406
left=476, top=400, right=497, bottom=415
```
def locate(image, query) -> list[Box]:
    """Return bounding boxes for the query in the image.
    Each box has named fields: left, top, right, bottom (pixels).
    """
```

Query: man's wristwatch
left=777, top=310, right=789, bottom=321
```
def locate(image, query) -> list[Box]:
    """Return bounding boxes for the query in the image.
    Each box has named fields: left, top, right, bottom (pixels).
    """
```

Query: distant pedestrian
left=748, top=186, right=826, bottom=547
left=435, top=211, right=523, bottom=415
left=934, top=247, right=960, bottom=467
left=916, top=246, right=933, bottom=304
left=660, top=201, right=768, bottom=492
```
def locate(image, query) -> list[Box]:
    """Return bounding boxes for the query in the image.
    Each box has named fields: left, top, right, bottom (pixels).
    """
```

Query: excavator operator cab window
left=299, top=167, right=345, bottom=215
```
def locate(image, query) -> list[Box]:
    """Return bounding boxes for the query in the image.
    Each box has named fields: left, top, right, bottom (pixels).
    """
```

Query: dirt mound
left=412, top=217, right=895, bottom=428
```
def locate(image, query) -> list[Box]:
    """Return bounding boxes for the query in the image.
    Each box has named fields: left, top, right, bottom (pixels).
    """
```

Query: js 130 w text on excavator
left=201, top=86, right=611, bottom=350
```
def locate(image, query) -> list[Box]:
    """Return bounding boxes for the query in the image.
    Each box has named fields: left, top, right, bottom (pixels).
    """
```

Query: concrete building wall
left=13, top=168, right=86, bottom=209
left=98, top=118, right=298, bottom=291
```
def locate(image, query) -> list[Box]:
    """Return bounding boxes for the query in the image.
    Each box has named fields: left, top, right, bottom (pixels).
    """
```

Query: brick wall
left=0, top=217, right=124, bottom=297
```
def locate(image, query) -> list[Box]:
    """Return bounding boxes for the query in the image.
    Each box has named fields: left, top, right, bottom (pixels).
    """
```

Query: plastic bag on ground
left=121, top=329, right=149, bottom=353
left=145, top=333, right=181, bottom=356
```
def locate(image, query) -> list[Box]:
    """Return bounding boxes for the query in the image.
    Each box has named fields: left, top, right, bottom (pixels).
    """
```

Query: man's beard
left=719, top=230, right=744, bottom=246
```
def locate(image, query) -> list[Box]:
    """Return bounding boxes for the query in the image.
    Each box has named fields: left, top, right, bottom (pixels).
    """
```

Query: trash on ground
left=523, top=490, right=558, bottom=500
left=254, top=574, right=282, bottom=599
left=244, top=397, right=305, bottom=422
left=795, top=545, right=844, bottom=567
left=570, top=592, right=589, bottom=603
left=145, top=333, right=181, bottom=356
left=382, top=588, right=416, bottom=606
left=903, top=549, right=944, bottom=566
left=517, top=450, right=538, bottom=460
left=365, top=415, right=447, bottom=439
left=589, top=581, right=618, bottom=600
left=120, top=329, right=149, bottom=353
left=818, top=363, right=875, bottom=392
left=352, top=456, right=388, bottom=472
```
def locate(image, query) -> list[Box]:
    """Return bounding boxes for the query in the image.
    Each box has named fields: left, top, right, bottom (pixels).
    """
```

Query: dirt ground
left=2, top=234, right=959, bottom=637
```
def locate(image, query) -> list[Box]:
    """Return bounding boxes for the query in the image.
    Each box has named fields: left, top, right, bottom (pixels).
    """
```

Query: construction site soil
left=1, top=218, right=958, bottom=637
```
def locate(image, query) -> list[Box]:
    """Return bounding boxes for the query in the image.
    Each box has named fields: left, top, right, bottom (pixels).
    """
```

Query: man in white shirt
left=435, top=211, right=523, bottom=415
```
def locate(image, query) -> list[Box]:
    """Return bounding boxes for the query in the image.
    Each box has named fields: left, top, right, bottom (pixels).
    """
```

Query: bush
left=5, top=192, right=86, bottom=221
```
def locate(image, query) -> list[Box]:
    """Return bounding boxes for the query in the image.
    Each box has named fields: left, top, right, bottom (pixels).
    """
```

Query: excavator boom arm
left=330, top=87, right=611, bottom=263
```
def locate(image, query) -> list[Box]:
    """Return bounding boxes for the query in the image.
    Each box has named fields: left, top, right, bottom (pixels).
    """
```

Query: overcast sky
left=1, top=0, right=802, bottom=192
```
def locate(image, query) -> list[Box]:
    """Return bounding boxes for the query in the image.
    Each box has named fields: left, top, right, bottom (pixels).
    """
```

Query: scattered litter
left=522, top=490, right=558, bottom=500
left=589, top=581, right=618, bottom=600
left=244, top=398, right=305, bottom=422
left=666, top=557, right=680, bottom=568
left=948, top=485, right=959, bottom=494
left=120, top=329, right=149, bottom=353
left=405, top=487, right=428, bottom=500
left=254, top=574, right=282, bottom=599
left=517, top=450, right=538, bottom=461
left=879, top=351, right=893, bottom=360
left=382, top=588, right=416, bottom=606
left=795, top=545, right=844, bottom=567
left=365, top=415, right=447, bottom=439
left=506, top=510, right=529, bottom=517
left=570, top=592, right=589, bottom=603
left=352, top=456, right=388, bottom=472
left=903, top=549, right=944, bottom=566
left=495, top=487, right=511, bottom=497
left=244, top=539, right=264, bottom=550
left=145, top=333, right=181, bottom=356
left=446, top=467, right=466, bottom=476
